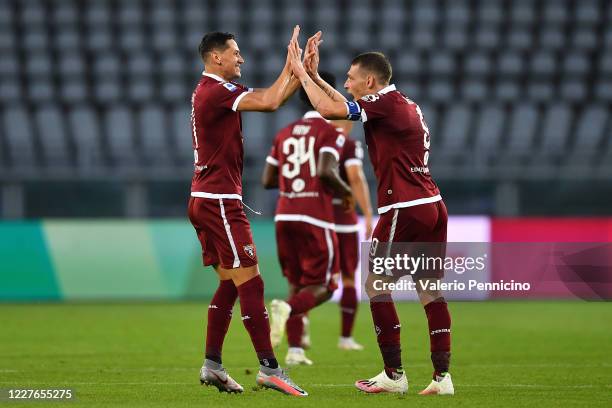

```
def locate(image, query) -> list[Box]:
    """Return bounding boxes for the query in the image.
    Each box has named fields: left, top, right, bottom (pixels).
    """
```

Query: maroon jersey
left=267, top=111, right=345, bottom=228
left=345, top=84, right=441, bottom=214
left=333, top=136, right=362, bottom=231
left=190, top=72, right=251, bottom=199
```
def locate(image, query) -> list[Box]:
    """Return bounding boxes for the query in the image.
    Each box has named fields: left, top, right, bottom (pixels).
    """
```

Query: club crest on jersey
left=243, top=244, right=256, bottom=259
left=361, top=94, right=380, bottom=102
left=336, top=134, right=346, bottom=148
left=223, top=82, right=238, bottom=92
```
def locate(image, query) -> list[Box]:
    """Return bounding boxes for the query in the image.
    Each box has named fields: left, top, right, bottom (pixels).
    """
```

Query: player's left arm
left=262, top=141, right=280, bottom=189
left=287, top=35, right=349, bottom=119
left=262, top=162, right=279, bottom=189
left=345, top=162, right=374, bottom=239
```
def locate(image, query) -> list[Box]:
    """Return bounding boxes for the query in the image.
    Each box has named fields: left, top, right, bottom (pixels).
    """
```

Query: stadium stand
left=0, top=0, right=610, bottom=217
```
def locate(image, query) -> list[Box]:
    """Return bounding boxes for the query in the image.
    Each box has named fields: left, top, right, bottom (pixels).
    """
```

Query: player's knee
left=342, top=276, right=355, bottom=288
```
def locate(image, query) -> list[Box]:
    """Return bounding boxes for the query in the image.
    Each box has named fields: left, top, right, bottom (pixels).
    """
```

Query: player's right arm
left=303, top=31, right=348, bottom=103
left=236, top=26, right=302, bottom=112
left=288, top=35, right=352, bottom=120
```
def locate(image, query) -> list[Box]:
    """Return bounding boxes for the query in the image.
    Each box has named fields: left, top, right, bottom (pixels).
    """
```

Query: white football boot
left=285, top=347, right=313, bottom=366
left=256, top=366, right=308, bottom=396
left=269, top=299, right=291, bottom=348
left=338, top=336, right=364, bottom=351
left=199, top=362, right=244, bottom=393
left=419, top=372, right=455, bottom=395
left=355, top=369, right=408, bottom=394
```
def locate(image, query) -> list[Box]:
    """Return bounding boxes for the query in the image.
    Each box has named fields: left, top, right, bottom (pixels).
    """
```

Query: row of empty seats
left=1, top=102, right=609, bottom=170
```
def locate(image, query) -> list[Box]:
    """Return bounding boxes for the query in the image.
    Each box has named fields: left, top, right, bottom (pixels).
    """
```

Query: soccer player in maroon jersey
left=332, top=118, right=373, bottom=351
left=188, top=27, right=308, bottom=396
left=261, top=70, right=354, bottom=366
left=287, top=31, right=454, bottom=395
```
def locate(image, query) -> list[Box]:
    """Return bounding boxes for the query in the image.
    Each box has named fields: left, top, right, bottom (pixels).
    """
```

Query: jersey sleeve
left=211, top=81, right=252, bottom=112
left=343, top=139, right=364, bottom=167
left=266, top=136, right=279, bottom=167
left=345, top=93, right=388, bottom=123
left=318, top=126, right=345, bottom=162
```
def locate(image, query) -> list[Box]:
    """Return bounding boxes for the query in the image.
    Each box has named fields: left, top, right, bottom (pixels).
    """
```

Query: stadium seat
left=60, top=80, right=88, bottom=105
left=573, top=105, right=608, bottom=152
left=0, top=78, right=21, bottom=102
left=540, top=103, right=572, bottom=157
left=439, top=105, right=472, bottom=162
left=70, top=106, right=104, bottom=168
left=461, top=80, right=489, bottom=102
left=28, top=79, right=55, bottom=103
left=3, top=105, right=37, bottom=168
left=172, top=105, right=193, bottom=164
left=464, top=52, right=491, bottom=77
left=0, top=51, right=18, bottom=77
left=474, top=104, right=505, bottom=156
left=497, top=52, right=524, bottom=77
left=54, top=27, right=80, bottom=51
left=505, top=104, right=539, bottom=156
left=35, top=106, right=71, bottom=167
left=105, top=106, right=136, bottom=166
left=539, top=26, right=565, bottom=50
left=140, top=105, right=172, bottom=166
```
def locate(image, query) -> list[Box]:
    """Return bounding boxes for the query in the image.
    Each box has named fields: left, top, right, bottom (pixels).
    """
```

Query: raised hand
left=285, top=25, right=301, bottom=70
left=303, top=31, right=322, bottom=79
left=287, top=26, right=307, bottom=79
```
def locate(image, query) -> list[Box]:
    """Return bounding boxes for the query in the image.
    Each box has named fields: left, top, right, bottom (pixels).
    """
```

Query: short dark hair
left=198, top=32, right=235, bottom=61
left=299, top=71, right=336, bottom=111
left=350, top=52, right=392, bottom=84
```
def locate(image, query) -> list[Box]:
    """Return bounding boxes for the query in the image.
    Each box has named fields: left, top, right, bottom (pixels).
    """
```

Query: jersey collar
left=378, top=84, right=397, bottom=94
left=303, top=110, right=324, bottom=120
left=202, top=71, right=226, bottom=82
left=303, top=110, right=331, bottom=122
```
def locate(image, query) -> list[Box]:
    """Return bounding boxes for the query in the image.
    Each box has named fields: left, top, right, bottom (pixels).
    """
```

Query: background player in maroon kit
left=332, top=118, right=373, bottom=351
left=287, top=32, right=454, bottom=395
left=261, top=70, right=354, bottom=366
left=189, top=27, right=309, bottom=396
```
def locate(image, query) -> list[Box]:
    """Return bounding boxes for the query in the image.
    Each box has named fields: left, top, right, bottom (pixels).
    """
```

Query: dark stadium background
left=0, top=0, right=610, bottom=220
left=0, top=2, right=611, bottom=407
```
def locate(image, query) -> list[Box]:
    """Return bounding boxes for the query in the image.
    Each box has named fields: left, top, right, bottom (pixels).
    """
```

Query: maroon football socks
left=286, top=314, right=305, bottom=348
left=370, top=295, right=403, bottom=374
left=340, top=286, right=358, bottom=337
left=424, top=297, right=452, bottom=377
left=205, top=279, right=237, bottom=364
left=237, top=275, right=278, bottom=368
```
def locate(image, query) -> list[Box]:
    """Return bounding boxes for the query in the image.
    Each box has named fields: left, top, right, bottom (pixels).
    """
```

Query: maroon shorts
left=188, top=197, right=258, bottom=269
left=337, top=230, right=359, bottom=279
left=371, top=200, right=448, bottom=280
left=275, top=221, right=340, bottom=291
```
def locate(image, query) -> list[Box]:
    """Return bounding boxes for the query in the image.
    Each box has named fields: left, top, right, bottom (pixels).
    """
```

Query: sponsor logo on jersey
left=223, top=82, right=238, bottom=92
left=361, top=94, right=380, bottom=102
left=243, top=244, right=256, bottom=259
left=291, top=178, right=305, bottom=192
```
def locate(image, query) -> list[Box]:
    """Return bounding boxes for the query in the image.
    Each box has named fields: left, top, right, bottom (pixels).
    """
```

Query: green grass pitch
left=1, top=301, right=610, bottom=407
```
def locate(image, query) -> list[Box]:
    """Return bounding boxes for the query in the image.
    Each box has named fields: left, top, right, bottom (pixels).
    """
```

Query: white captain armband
left=346, top=101, right=362, bottom=121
